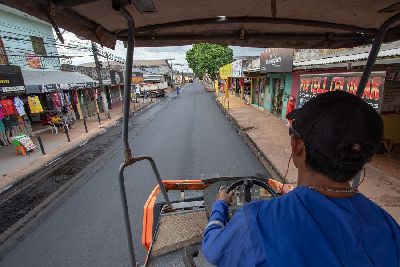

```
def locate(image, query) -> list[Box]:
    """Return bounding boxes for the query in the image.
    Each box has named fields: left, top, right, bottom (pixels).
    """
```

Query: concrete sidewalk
left=0, top=98, right=155, bottom=191
left=216, top=93, right=400, bottom=222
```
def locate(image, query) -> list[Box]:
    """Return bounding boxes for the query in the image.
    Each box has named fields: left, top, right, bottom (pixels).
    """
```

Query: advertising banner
left=132, top=72, right=144, bottom=84
left=297, top=71, right=386, bottom=111
left=110, top=70, right=124, bottom=85
left=232, top=60, right=243, bottom=77
left=0, top=65, right=25, bottom=94
left=260, top=48, right=294, bottom=73
left=26, top=53, right=42, bottom=69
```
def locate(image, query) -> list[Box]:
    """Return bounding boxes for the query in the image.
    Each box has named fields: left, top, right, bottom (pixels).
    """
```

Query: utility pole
left=91, top=41, right=110, bottom=119
left=166, top=58, right=175, bottom=90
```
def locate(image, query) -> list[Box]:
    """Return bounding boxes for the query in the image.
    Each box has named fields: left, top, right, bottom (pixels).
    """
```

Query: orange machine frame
left=142, top=179, right=293, bottom=249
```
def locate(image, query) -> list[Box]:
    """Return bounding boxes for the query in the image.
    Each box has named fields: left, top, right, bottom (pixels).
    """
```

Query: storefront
left=23, top=69, right=97, bottom=122
left=259, top=49, right=294, bottom=118
left=0, top=65, right=35, bottom=152
left=381, top=70, right=400, bottom=150
left=232, top=60, right=244, bottom=97
left=108, top=70, right=124, bottom=109
left=250, top=76, right=267, bottom=108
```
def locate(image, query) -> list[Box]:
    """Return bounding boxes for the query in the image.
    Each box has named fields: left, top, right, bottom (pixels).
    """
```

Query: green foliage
left=186, top=43, right=233, bottom=79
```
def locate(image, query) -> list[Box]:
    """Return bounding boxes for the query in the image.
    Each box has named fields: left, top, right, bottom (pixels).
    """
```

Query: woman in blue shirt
left=203, top=91, right=400, bottom=267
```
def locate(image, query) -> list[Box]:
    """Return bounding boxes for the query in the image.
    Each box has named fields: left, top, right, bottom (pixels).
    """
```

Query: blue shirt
left=202, top=186, right=400, bottom=267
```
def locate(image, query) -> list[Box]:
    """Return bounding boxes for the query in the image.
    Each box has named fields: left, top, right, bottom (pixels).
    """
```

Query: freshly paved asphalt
left=0, top=83, right=267, bottom=266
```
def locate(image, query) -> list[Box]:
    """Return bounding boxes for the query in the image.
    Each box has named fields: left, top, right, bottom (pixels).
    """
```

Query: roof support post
left=357, top=13, right=400, bottom=97
left=353, top=12, right=400, bottom=190
left=117, top=6, right=137, bottom=267
left=116, top=5, right=172, bottom=267
left=119, top=7, right=135, bottom=161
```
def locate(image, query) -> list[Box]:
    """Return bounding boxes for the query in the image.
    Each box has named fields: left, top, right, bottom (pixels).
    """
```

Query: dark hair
left=305, top=143, right=376, bottom=183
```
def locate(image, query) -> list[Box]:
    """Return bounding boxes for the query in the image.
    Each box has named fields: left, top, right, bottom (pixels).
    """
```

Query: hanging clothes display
left=0, top=99, right=16, bottom=116
left=0, top=102, right=5, bottom=119
left=85, top=89, right=97, bottom=116
left=13, top=96, right=26, bottom=116
left=51, top=92, right=62, bottom=112
left=79, top=90, right=89, bottom=118
left=28, top=96, right=44, bottom=113
left=59, top=92, right=65, bottom=107
left=71, top=90, right=82, bottom=120
left=0, top=119, right=8, bottom=145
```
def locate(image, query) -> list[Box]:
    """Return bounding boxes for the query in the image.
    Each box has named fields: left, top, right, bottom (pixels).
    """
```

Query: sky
left=58, top=31, right=265, bottom=72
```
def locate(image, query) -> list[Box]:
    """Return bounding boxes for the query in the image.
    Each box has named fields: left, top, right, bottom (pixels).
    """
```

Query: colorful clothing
left=13, top=97, right=26, bottom=116
left=2, top=115, right=18, bottom=128
left=50, top=116, right=61, bottom=124
left=51, top=93, right=62, bottom=111
left=0, top=103, right=5, bottom=119
left=28, top=96, right=44, bottom=113
left=0, top=119, right=5, bottom=132
left=0, top=99, right=16, bottom=116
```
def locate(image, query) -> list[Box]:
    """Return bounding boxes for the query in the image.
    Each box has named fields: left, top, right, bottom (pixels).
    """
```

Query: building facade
left=0, top=4, right=60, bottom=70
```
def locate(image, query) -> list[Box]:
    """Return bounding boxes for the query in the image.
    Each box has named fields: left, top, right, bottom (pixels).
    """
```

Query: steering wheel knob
left=243, top=178, right=254, bottom=188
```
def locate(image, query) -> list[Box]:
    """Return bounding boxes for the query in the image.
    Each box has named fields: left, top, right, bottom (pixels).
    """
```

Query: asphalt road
left=0, top=83, right=267, bottom=266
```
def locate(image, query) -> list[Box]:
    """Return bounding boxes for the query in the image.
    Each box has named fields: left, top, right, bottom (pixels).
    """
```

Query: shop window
left=0, top=36, right=8, bottom=65
left=30, top=36, right=47, bottom=56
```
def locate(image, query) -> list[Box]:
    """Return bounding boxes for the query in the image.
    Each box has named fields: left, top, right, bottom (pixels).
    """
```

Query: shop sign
left=41, top=84, right=59, bottom=92
left=0, top=65, right=25, bottom=94
left=386, top=71, right=400, bottom=81
left=232, top=60, right=243, bottom=78
left=219, top=63, right=232, bottom=79
left=2, top=86, right=25, bottom=93
left=132, top=72, right=144, bottom=84
left=59, top=84, right=70, bottom=90
left=110, top=70, right=124, bottom=85
left=260, top=48, right=294, bottom=73
left=26, top=53, right=42, bottom=69
left=297, top=71, right=386, bottom=111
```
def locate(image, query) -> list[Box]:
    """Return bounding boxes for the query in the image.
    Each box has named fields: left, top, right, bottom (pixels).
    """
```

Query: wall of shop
left=264, top=73, right=292, bottom=120
left=0, top=4, right=60, bottom=70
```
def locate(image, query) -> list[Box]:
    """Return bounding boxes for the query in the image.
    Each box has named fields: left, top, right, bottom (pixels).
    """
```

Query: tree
left=186, top=43, right=233, bottom=79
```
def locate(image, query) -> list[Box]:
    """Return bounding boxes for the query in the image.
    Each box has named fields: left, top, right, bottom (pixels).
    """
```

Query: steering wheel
left=226, top=178, right=279, bottom=203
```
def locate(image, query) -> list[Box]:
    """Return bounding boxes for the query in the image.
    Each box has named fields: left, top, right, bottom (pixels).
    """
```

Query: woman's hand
left=217, top=186, right=234, bottom=205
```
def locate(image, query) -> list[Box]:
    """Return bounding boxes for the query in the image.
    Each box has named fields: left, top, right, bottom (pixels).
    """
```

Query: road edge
left=0, top=101, right=160, bottom=260
left=212, top=93, right=284, bottom=182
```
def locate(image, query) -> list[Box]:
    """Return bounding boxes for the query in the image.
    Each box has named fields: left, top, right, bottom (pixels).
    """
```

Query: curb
left=0, top=102, right=154, bottom=193
left=213, top=95, right=285, bottom=183
left=0, top=100, right=160, bottom=256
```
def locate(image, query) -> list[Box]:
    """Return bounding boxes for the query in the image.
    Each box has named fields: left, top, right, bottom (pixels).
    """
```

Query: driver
left=202, top=90, right=400, bottom=266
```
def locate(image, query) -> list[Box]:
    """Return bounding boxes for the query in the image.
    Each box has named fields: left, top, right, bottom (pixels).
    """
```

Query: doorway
left=272, top=78, right=285, bottom=116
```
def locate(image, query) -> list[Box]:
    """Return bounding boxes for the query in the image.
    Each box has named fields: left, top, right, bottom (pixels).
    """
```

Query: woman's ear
left=291, top=136, right=306, bottom=167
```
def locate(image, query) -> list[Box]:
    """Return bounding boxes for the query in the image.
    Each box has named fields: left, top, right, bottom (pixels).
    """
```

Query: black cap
left=287, top=90, right=383, bottom=162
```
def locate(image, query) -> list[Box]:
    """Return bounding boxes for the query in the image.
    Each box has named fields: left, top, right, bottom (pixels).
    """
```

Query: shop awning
left=0, top=65, right=25, bottom=95
left=22, top=70, right=96, bottom=94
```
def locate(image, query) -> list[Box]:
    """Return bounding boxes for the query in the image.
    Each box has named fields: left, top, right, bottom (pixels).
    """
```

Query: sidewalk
left=0, top=98, right=155, bottom=191
left=216, top=93, right=400, bottom=222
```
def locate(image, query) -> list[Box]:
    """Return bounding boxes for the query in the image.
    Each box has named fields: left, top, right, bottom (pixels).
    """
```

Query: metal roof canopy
left=2, top=0, right=400, bottom=49
left=22, top=69, right=95, bottom=86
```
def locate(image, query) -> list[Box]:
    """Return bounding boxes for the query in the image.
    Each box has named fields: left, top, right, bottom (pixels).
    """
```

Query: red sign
left=298, top=72, right=386, bottom=111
